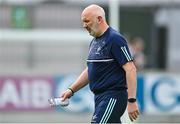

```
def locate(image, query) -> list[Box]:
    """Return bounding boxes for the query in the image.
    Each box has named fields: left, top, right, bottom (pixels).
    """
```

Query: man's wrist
left=68, top=88, right=75, bottom=96
left=128, top=98, right=136, bottom=103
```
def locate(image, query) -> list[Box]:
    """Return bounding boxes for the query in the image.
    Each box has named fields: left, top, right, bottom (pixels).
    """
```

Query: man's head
left=81, top=4, right=108, bottom=37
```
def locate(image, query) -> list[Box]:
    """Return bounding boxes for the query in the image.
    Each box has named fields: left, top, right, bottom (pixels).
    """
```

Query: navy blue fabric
left=91, top=90, right=128, bottom=123
left=87, top=27, right=133, bottom=94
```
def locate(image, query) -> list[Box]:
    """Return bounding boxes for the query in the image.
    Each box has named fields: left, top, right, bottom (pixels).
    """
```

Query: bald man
left=61, top=4, right=139, bottom=123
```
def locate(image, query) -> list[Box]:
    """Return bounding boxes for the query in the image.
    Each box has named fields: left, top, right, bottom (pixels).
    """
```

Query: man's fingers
left=131, top=113, right=137, bottom=119
left=128, top=110, right=139, bottom=122
left=132, top=113, right=138, bottom=120
left=135, top=110, right=140, bottom=115
left=60, top=90, right=72, bottom=101
left=61, top=97, right=65, bottom=101
left=129, top=114, right=134, bottom=122
left=61, top=94, right=68, bottom=101
left=60, top=92, right=65, bottom=98
left=128, top=112, right=134, bottom=122
left=129, top=113, right=135, bottom=121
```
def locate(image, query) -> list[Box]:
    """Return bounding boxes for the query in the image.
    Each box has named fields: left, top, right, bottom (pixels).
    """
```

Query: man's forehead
left=81, top=12, right=92, bottom=20
left=82, top=10, right=91, bottom=17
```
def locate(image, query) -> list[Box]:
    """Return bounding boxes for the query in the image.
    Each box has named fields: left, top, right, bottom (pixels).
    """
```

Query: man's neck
left=96, top=24, right=109, bottom=38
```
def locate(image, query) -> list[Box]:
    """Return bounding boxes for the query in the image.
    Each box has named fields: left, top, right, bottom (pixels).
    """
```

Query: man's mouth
left=86, top=27, right=91, bottom=32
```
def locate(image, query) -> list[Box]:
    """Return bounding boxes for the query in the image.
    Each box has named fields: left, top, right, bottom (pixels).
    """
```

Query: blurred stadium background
left=0, top=0, right=180, bottom=123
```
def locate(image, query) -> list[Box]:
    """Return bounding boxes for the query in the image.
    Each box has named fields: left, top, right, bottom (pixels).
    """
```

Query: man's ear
left=97, top=16, right=103, bottom=23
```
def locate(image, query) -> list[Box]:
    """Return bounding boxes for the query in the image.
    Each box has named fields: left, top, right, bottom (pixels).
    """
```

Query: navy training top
left=87, top=27, right=133, bottom=94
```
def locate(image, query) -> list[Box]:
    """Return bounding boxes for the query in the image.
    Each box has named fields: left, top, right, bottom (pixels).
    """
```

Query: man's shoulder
left=109, top=30, right=127, bottom=45
left=109, top=27, right=120, bottom=36
left=109, top=27, right=125, bottom=40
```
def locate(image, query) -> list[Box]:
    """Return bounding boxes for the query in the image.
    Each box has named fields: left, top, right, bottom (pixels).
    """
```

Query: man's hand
left=128, top=102, right=139, bottom=122
left=61, top=89, right=73, bottom=101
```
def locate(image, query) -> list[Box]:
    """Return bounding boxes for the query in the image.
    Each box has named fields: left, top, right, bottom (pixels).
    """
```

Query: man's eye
left=85, top=20, right=89, bottom=23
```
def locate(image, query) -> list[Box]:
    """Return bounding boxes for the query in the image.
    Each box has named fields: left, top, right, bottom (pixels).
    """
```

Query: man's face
left=81, top=13, right=99, bottom=37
